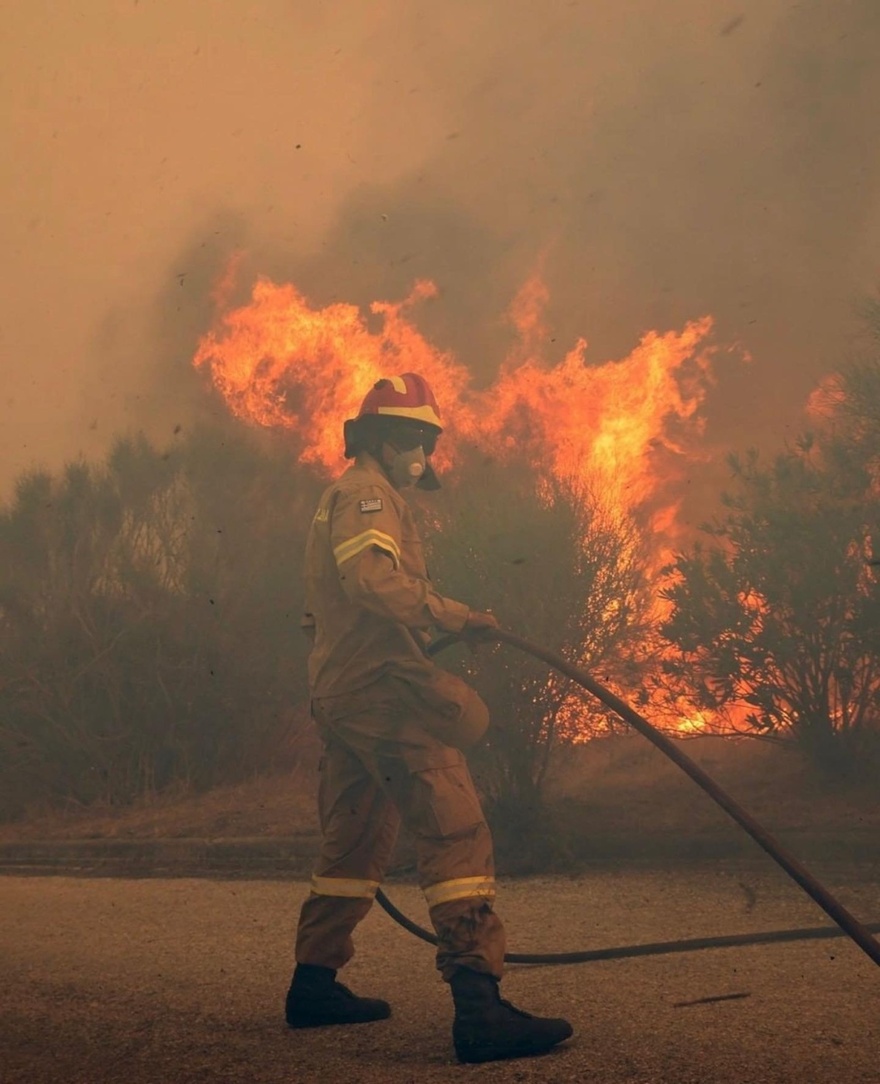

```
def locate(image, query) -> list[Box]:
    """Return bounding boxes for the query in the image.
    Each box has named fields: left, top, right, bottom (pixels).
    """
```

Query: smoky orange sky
left=2, top=1, right=880, bottom=500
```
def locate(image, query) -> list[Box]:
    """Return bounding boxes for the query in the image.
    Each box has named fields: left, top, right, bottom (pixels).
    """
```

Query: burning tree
left=659, top=438, right=880, bottom=771
left=424, top=455, right=654, bottom=849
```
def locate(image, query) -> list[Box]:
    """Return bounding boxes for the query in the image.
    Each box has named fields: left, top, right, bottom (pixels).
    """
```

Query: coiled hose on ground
left=375, top=628, right=880, bottom=968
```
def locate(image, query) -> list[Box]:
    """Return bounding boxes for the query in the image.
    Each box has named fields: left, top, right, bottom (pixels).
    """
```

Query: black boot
left=285, top=964, right=391, bottom=1028
left=450, top=969, right=573, bottom=1063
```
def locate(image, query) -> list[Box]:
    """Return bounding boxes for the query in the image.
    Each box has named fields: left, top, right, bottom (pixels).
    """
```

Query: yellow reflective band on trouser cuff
left=333, top=529, right=401, bottom=570
left=310, top=876, right=380, bottom=899
left=423, top=876, right=496, bottom=908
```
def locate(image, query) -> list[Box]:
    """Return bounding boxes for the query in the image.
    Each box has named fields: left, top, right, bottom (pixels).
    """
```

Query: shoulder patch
left=359, top=498, right=384, bottom=514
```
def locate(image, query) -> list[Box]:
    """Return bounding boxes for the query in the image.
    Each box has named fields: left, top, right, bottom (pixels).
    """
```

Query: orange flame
left=194, top=270, right=714, bottom=538
left=194, top=267, right=723, bottom=736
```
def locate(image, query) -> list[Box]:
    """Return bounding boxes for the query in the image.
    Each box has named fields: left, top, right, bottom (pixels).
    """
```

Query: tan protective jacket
left=302, top=453, right=470, bottom=698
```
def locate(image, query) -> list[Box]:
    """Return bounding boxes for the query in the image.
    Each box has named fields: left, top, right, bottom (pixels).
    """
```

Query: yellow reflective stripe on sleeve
left=333, top=529, right=401, bottom=570
left=423, top=876, right=496, bottom=908
left=311, top=875, right=380, bottom=899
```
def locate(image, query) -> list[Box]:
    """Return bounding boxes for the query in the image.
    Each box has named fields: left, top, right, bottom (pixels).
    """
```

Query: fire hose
left=375, top=628, right=880, bottom=968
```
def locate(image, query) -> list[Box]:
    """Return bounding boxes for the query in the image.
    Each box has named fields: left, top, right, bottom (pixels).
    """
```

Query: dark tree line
left=0, top=431, right=654, bottom=823
left=0, top=426, right=321, bottom=818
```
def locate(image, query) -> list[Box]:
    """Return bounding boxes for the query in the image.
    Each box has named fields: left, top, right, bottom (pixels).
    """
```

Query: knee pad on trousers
left=394, top=670, right=490, bottom=750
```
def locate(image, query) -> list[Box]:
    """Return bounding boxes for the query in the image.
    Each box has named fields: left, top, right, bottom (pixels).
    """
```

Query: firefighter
left=285, top=373, right=573, bottom=1063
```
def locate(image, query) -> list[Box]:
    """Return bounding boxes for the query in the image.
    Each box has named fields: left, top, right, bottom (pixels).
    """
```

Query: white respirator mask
left=388, top=445, right=427, bottom=488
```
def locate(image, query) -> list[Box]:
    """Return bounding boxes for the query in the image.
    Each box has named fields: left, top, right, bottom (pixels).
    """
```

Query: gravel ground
left=2, top=866, right=879, bottom=1083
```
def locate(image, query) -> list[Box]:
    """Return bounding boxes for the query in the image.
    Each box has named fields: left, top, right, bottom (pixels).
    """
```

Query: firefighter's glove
left=461, top=610, right=500, bottom=652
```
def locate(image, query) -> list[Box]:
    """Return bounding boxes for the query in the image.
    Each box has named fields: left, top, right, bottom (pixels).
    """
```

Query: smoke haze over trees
left=3, top=1, right=880, bottom=501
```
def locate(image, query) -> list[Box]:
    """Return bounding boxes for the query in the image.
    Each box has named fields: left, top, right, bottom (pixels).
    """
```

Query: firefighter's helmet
left=343, top=373, right=443, bottom=489
left=354, top=372, right=442, bottom=430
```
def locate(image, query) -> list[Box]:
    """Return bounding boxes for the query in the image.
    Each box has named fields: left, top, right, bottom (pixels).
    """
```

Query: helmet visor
left=383, top=423, right=439, bottom=456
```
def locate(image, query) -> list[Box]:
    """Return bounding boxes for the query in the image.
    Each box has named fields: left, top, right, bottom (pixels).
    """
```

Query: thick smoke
left=1, top=1, right=879, bottom=495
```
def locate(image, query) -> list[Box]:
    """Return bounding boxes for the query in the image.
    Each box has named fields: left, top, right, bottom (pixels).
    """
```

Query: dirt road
left=2, top=867, right=878, bottom=1083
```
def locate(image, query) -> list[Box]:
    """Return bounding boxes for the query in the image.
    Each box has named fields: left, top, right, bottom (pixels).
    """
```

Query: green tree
left=659, top=440, right=880, bottom=771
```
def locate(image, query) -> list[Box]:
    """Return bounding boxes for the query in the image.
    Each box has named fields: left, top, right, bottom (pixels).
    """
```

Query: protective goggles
left=384, top=425, right=439, bottom=456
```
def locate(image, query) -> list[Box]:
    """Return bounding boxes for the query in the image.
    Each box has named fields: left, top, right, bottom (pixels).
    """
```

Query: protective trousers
left=294, top=677, right=505, bottom=981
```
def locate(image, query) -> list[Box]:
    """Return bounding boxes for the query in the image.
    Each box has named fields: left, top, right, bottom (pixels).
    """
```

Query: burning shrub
left=659, top=438, right=880, bottom=773
left=422, top=453, right=655, bottom=859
